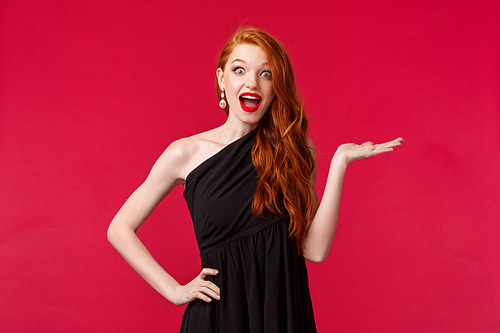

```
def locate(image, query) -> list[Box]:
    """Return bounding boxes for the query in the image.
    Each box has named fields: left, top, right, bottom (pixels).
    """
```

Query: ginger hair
left=216, top=27, right=315, bottom=254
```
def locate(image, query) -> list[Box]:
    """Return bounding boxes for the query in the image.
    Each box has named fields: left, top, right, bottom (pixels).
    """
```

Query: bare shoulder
left=306, top=136, right=318, bottom=185
left=155, top=129, right=226, bottom=183
left=306, top=136, right=315, bottom=148
left=306, top=136, right=317, bottom=157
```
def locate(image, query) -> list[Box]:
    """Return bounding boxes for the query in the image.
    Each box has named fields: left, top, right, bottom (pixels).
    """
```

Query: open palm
left=336, top=137, right=403, bottom=164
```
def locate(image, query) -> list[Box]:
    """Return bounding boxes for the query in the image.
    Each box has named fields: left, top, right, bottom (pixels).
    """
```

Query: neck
left=216, top=117, right=259, bottom=144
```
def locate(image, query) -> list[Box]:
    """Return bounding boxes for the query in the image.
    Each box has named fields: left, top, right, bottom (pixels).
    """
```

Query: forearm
left=107, top=223, right=181, bottom=304
left=303, top=152, right=348, bottom=263
left=302, top=137, right=403, bottom=262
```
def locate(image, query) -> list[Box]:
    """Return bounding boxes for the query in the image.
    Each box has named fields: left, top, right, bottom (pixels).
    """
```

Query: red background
left=1, top=0, right=499, bottom=332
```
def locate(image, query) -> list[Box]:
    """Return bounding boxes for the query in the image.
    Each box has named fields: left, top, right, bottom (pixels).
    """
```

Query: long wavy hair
left=216, top=27, right=315, bottom=254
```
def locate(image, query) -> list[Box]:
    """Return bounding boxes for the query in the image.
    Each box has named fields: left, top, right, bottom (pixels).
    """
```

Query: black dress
left=180, top=130, right=317, bottom=333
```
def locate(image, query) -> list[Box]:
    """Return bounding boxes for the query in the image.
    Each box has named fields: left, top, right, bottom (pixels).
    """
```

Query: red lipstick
left=239, top=92, right=262, bottom=112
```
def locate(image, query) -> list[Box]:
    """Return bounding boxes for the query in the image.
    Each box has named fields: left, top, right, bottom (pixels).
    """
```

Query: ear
left=216, top=68, right=225, bottom=90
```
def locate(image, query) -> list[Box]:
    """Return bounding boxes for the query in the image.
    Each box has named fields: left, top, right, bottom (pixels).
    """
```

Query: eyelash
left=232, top=67, right=272, bottom=78
left=262, top=71, right=271, bottom=78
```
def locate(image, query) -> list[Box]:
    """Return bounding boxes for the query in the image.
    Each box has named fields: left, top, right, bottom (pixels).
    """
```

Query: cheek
left=264, top=81, right=275, bottom=96
left=224, top=78, right=239, bottom=96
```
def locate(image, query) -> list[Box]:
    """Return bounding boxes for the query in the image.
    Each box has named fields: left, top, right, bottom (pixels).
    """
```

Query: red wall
left=1, top=1, right=499, bottom=332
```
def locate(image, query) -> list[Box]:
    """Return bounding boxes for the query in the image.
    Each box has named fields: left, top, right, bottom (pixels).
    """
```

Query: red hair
left=216, top=27, right=315, bottom=254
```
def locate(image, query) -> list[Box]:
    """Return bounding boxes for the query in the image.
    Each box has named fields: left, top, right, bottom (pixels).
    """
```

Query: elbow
left=305, top=255, right=327, bottom=263
left=107, top=220, right=137, bottom=248
left=107, top=222, right=119, bottom=246
left=303, top=250, right=329, bottom=263
left=303, top=240, right=331, bottom=263
left=107, top=224, right=114, bottom=244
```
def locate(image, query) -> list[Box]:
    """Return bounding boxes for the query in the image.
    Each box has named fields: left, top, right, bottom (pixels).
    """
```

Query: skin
left=107, top=43, right=403, bottom=306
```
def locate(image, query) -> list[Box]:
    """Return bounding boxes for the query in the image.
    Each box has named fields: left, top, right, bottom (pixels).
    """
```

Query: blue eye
left=234, top=67, right=245, bottom=74
left=262, top=71, right=271, bottom=78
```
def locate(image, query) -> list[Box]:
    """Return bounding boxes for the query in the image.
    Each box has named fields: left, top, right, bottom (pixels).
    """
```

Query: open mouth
left=239, top=93, right=262, bottom=112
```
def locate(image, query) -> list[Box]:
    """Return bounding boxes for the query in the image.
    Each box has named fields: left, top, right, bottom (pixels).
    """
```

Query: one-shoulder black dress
left=180, top=130, right=317, bottom=333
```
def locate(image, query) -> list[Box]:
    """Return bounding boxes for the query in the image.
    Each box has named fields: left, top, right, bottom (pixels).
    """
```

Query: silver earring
left=219, top=90, right=227, bottom=109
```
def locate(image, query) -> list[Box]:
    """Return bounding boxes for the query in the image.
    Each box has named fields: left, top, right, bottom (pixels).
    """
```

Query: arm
left=302, top=138, right=403, bottom=263
left=107, top=141, right=220, bottom=305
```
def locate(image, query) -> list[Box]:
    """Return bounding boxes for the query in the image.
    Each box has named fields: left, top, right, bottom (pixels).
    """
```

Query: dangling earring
left=219, top=89, right=227, bottom=109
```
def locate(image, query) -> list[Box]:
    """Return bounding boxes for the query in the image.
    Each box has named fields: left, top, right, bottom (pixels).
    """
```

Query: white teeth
left=241, top=95, right=260, bottom=100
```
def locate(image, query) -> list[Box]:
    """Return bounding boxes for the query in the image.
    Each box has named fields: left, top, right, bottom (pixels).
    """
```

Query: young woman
left=108, top=27, right=403, bottom=332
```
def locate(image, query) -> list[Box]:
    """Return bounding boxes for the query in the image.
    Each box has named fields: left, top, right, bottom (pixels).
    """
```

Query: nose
left=245, top=72, right=259, bottom=89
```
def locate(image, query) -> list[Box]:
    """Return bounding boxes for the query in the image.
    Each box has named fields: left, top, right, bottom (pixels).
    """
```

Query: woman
left=108, top=27, right=402, bottom=332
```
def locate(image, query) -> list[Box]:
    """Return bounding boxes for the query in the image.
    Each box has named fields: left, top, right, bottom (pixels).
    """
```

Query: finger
left=198, top=281, right=220, bottom=299
left=387, top=137, right=403, bottom=146
left=197, top=285, right=221, bottom=300
left=390, top=137, right=404, bottom=145
left=194, top=279, right=220, bottom=292
left=201, top=280, right=220, bottom=295
left=372, top=143, right=399, bottom=154
left=199, top=268, right=219, bottom=279
left=191, top=282, right=220, bottom=302
left=374, top=143, right=395, bottom=150
left=195, top=291, right=214, bottom=303
left=375, top=139, right=403, bottom=149
left=370, top=148, right=392, bottom=156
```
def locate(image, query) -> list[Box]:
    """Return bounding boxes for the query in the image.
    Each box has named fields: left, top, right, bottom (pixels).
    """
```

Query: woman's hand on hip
left=171, top=268, right=220, bottom=305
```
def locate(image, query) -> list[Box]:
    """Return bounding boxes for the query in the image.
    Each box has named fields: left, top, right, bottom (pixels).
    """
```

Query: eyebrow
left=231, top=58, right=246, bottom=64
left=231, top=58, right=270, bottom=66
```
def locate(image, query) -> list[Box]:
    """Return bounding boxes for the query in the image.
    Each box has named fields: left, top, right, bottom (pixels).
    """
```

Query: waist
left=199, top=218, right=287, bottom=258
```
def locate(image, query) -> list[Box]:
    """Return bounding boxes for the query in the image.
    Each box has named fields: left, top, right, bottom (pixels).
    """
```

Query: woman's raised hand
left=334, top=137, right=403, bottom=165
left=171, top=268, right=220, bottom=305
